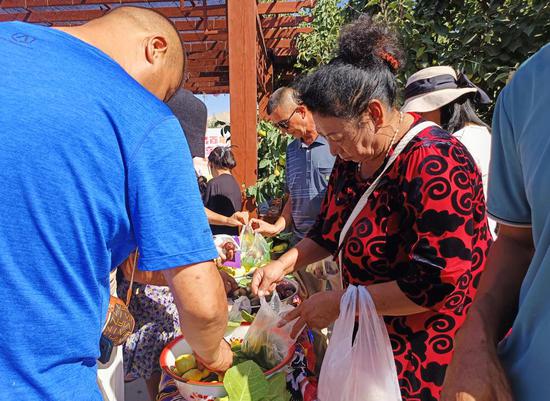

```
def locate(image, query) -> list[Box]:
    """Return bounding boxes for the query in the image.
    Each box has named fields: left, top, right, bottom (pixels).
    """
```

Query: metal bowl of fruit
left=160, top=324, right=295, bottom=401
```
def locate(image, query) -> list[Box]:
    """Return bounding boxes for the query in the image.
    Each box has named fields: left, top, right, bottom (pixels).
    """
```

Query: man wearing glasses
left=251, top=86, right=336, bottom=299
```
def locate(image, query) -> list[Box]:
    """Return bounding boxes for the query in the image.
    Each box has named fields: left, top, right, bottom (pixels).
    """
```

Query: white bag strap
left=335, top=121, right=437, bottom=289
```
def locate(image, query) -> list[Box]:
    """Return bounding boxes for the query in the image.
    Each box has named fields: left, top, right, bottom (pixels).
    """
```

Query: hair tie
left=379, top=51, right=399, bottom=71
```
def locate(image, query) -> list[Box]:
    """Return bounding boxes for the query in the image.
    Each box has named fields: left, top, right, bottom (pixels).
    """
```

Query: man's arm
left=163, top=261, right=232, bottom=371
left=441, top=225, right=534, bottom=401
left=463, top=225, right=533, bottom=342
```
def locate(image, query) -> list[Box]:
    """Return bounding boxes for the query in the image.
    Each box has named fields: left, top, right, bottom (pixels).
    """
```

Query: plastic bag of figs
left=241, top=292, right=297, bottom=370
left=239, top=224, right=271, bottom=272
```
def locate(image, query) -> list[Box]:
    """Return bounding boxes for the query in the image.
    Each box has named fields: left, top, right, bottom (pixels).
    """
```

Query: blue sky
left=195, top=93, right=230, bottom=117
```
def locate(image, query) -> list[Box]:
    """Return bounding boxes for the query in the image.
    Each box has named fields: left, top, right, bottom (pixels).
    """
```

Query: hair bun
left=337, top=15, right=404, bottom=74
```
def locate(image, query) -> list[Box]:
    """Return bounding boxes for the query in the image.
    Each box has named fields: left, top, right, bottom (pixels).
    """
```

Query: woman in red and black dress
left=252, top=16, right=492, bottom=401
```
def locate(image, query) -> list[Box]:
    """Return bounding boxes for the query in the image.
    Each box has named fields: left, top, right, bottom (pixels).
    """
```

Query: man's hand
left=250, top=218, right=281, bottom=237
left=441, top=338, right=514, bottom=401
left=195, top=339, right=233, bottom=373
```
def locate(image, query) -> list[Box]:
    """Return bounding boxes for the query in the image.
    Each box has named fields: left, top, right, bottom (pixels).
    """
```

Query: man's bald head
left=267, top=87, right=301, bottom=115
left=62, top=6, right=185, bottom=101
left=100, top=7, right=184, bottom=70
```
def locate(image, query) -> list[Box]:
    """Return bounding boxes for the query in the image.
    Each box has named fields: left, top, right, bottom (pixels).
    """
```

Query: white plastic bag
left=228, top=296, right=252, bottom=322
left=241, top=292, right=296, bottom=370
left=318, top=285, right=401, bottom=401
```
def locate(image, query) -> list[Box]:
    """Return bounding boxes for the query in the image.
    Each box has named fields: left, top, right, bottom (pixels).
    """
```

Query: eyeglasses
left=275, top=108, right=298, bottom=130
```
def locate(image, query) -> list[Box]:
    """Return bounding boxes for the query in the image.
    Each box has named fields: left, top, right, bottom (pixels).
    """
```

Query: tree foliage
left=296, top=0, right=550, bottom=120
left=246, top=121, right=293, bottom=205
left=295, top=0, right=344, bottom=71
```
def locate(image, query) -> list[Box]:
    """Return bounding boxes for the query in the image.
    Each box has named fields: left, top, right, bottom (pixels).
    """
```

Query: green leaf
left=263, top=372, right=291, bottom=401
left=223, top=361, right=269, bottom=401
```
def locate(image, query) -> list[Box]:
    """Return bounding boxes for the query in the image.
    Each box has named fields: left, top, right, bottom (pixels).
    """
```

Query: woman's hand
left=250, top=218, right=281, bottom=237
left=224, top=211, right=249, bottom=227
left=251, top=259, right=287, bottom=296
left=279, top=290, right=344, bottom=338
left=231, top=211, right=249, bottom=225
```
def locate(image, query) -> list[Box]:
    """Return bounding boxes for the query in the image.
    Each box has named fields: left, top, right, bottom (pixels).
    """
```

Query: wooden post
left=228, top=0, right=258, bottom=195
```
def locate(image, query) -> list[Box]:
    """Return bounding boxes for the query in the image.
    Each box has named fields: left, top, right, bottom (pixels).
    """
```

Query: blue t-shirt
left=488, top=43, right=550, bottom=401
left=0, top=22, right=217, bottom=400
left=285, top=136, right=335, bottom=242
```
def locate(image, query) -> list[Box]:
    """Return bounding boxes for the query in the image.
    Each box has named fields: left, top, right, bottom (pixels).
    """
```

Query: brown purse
left=102, top=251, right=137, bottom=346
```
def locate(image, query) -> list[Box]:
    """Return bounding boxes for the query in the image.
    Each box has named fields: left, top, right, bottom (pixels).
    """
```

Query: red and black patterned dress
left=308, top=114, right=492, bottom=401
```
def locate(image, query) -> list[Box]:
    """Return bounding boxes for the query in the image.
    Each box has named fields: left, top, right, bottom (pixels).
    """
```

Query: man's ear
left=145, top=35, right=169, bottom=65
left=296, top=105, right=307, bottom=119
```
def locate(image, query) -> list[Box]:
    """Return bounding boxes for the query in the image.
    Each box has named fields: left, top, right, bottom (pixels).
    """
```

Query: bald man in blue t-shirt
left=0, top=7, right=231, bottom=401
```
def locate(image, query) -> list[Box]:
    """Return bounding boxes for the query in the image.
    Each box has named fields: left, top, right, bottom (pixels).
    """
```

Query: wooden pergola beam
left=24, top=4, right=228, bottom=23
left=263, top=27, right=312, bottom=39
left=187, top=50, right=226, bottom=59
left=192, top=87, right=230, bottom=94
left=265, top=38, right=293, bottom=48
left=257, top=0, right=316, bottom=15
left=186, top=65, right=229, bottom=72
left=228, top=0, right=257, bottom=191
left=272, top=48, right=298, bottom=56
left=181, top=31, right=227, bottom=42
left=260, top=15, right=313, bottom=29
left=184, top=42, right=227, bottom=53
left=0, top=12, right=28, bottom=21
left=174, top=18, right=226, bottom=32
left=187, top=60, right=228, bottom=68
left=26, top=8, right=105, bottom=23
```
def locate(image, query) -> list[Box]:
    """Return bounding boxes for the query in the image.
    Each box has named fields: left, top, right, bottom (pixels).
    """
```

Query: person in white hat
left=402, top=66, right=496, bottom=237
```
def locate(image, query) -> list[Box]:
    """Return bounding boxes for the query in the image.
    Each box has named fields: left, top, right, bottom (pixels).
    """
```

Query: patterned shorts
left=117, top=277, right=181, bottom=381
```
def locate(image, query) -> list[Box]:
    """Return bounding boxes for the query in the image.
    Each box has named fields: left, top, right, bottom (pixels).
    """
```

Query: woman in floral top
left=252, top=16, right=492, bottom=401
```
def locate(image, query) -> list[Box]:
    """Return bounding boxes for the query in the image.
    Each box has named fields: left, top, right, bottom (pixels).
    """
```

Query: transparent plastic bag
left=228, top=296, right=251, bottom=322
left=240, top=224, right=271, bottom=271
left=318, top=285, right=401, bottom=401
left=241, top=292, right=296, bottom=370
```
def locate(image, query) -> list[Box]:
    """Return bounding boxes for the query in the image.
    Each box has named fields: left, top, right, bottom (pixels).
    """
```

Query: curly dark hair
left=296, top=15, right=404, bottom=120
